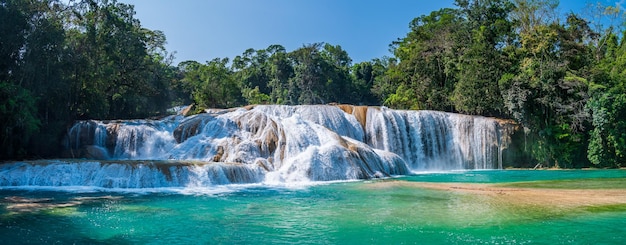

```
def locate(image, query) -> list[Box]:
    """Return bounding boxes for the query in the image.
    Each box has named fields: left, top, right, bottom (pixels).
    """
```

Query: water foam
left=5, top=105, right=512, bottom=189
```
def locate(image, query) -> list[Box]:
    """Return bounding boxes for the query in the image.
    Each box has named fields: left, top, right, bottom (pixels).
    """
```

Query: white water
left=1, top=105, right=510, bottom=189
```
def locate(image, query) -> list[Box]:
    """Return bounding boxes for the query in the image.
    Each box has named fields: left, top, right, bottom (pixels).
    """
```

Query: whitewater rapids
left=0, top=105, right=515, bottom=188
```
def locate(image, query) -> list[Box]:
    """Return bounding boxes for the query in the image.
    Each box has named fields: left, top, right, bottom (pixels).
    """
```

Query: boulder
left=181, top=104, right=195, bottom=116
left=84, top=145, right=109, bottom=160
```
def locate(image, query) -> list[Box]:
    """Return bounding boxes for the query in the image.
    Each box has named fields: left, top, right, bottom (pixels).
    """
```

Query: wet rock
left=173, top=114, right=215, bottom=143
left=181, top=104, right=195, bottom=116
left=84, top=145, right=109, bottom=160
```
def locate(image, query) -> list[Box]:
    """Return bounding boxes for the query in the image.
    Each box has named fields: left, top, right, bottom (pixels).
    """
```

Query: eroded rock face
left=173, top=114, right=216, bottom=143
left=335, top=104, right=371, bottom=130
left=231, top=110, right=285, bottom=159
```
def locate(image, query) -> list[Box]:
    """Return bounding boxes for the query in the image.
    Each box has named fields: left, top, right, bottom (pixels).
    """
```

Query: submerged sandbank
left=365, top=180, right=626, bottom=209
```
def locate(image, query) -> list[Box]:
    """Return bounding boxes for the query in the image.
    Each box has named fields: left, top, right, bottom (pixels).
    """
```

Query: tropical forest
left=4, top=0, right=626, bottom=244
left=2, top=0, right=625, bottom=170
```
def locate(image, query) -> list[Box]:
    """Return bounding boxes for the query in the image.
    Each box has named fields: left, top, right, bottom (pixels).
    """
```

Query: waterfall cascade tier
left=1, top=105, right=516, bottom=188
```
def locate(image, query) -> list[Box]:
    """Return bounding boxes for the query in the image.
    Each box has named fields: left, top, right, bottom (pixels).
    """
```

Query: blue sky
left=123, top=0, right=617, bottom=65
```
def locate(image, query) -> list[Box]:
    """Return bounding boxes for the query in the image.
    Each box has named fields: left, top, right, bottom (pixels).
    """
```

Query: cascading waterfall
left=364, top=108, right=505, bottom=170
left=0, top=161, right=264, bottom=188
left=0, top=105, right=514, bottom=189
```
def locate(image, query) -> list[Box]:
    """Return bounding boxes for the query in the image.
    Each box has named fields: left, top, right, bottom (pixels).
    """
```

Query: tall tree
left=586, top=8, right=626, bottom=167
left=180, top=58, right=243, bottom=109
left=233, top=48, right=273, bottom=105
left=320, top=43, right=352, bottom=103
left=267, top=44, right=293, bottom=104
left=0, top=0, right=182, bottom=159
left=351, top=59, right=384, bottom=105
left=0, top=0, right=43, bottom=158
left=64, top=0, right=177, bottom=119
left=501, top=2, right=597, bottom=167
left=386, top=8, right=463, bottom=110
left=289, top=43, right=328, bottom=104
left=452, top=0, right=514, bottom=115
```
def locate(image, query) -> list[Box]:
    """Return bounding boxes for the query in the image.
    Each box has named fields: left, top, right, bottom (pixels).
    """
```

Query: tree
left=0, top=0, right=43, bottom=158
left=351, top=59, right=384, bottom=105
left=267, top=45, right=293, bottom=104
left=586, top=10, right=626, bottom=167
left=500, top=4, right=597, bottom=167
left=452, top=0, right=514, bottom=115
left=587, top=89, right=626, bottom=167
left=0, top=0, right=28, bottom=82
left=62, top=0, right=179, bottom=119
left=0, top=82, right=40, bottom=159
left=371, top=57, right=400, bottom=104
left=180, top=58, right=243, bottom=109
left=0, top=0, right=182, bottom=159
left=233, top=48, right=271, bottom=99
left=384, top=84, right=420, bottom=110
left=386, top=8, right=463, bottom=111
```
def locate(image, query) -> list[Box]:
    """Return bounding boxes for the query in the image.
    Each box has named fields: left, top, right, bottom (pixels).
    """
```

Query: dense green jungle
left=1, top=0, right=625, bottom=169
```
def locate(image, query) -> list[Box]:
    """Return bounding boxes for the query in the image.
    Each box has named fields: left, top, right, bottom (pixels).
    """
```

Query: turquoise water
left=1, top=170, right=625, bottom=244
left=402, top=169, right=626, bottom=183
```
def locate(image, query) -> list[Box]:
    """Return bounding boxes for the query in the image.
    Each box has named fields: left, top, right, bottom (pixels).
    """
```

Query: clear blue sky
left=122, top=0, right=618, bottom=65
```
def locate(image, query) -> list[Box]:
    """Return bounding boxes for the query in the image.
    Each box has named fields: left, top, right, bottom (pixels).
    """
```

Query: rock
left=84, top=145, right=109, bottom=160
left=60, top=145, right=109, bottom=159
left=173, top=114, right=216, bottom=143
left=181, top=104, right=195, bottom=116
left=105, top=123, right=120, bottom=150
left=67, top=121, right=99, bottom=147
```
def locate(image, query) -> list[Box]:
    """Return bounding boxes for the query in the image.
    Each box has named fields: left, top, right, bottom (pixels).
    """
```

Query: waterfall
left=0, top=160, right=263, bottom=188
left=364, top=108, right=505, bottom=170
left=2, top=105, right=513, bottom=189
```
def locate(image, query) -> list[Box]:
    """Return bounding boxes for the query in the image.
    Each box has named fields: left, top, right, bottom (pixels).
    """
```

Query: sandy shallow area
left=2, top=195, right=122, bottom=213
left=367, top=181, right=626, bottom=209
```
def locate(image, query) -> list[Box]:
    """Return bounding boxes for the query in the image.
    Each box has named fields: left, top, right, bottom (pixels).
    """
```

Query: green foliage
left=350, top=60, right=382, bottom=105
left=585, top=12, right=626, bottom=168
left=380, top=0, right=624, bottom=167
left=267, top=45, right=293, bottom=104
left=452, top=41, right=507, bottom=115
left=386, top=8, right=462, bottom=111
left=233, top=45, right=291, bottom=105
left=1, top=0, right=626, bottom=169
left=226, top=43, right=367, bottom=106
left=498, top=7, right=597, bottom=167
left=242, top=86, right=271, bottom=105
left=287, top=43, right=353, bottom=104
left=452, top=0, right=514, bottom=116
left=0, top=0, right=184, bottom=159
left=587, top=90, right=626, bottom=167
left=65, top=0, right=180, bottom=119
left=0, top=0, right=28, bottom=82
left=384, top=84, right=419, bottom=110
left=0, top=82, right=40, bottom=159
left=180, top=59, right=243, bottom=109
